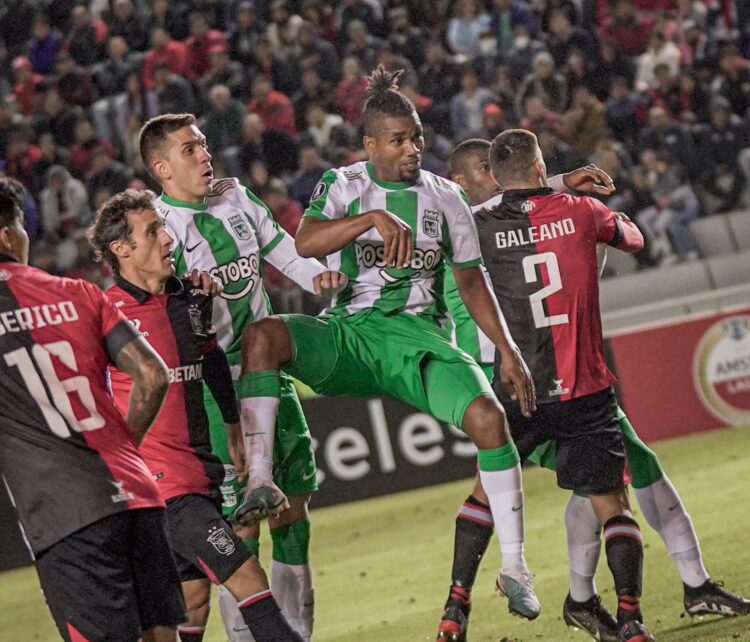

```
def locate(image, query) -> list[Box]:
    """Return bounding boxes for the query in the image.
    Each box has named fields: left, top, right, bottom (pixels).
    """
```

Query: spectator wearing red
left=54, top=53, right=95, bottom=109
left=247, top=75, right=297, bottom=137
left=11, top=57, right=44, bottom=116
left=183, top=12, right=227, bottom=81
left=5, top=131, right=43, bottom=189
left=520, top=94, right=564, bottom=137
left=142, top=26, right=187, bottom=90
left=335, top=57, right=369, bottom=125
left=261, top=178, right=303, bottom=291
left=604, top=0, right=654, bottom=57
left=70, top=119, right=116, bottom=179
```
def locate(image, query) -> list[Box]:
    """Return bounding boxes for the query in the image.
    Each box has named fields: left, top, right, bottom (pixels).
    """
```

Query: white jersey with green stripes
left=159, top=178, right=283, bottom=363
left=304, top=161, right=483, bottom=322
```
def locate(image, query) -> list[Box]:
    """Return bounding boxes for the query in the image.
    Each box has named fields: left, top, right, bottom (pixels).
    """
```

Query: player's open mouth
left=202, top=167, right=213, bottom=181
left=162, top=251, right=174, bottom=266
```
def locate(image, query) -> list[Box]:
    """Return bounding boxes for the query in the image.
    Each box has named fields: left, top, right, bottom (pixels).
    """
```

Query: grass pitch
left=4, top=426, right=750, bottom=642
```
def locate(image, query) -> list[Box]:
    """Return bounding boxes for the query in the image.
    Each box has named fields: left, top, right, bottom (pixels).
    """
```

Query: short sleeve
left=239, top=185, right=284, bottom=257
left=586, top=197, right=618, bottom=244
left=303, top=170, right=346, bottom=220
left=87, top=284, right=139, bottom=363
left=445, top=190, right=484, bottom=269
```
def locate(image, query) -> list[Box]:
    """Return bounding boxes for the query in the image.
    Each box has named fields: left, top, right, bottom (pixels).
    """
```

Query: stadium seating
left=689, top=215, right=737, bottom=257
left=707, top=250, right=750, bottom=288
left=601, top=247, right=638, bottom=277
left=728, top=209, right=750, bottom=251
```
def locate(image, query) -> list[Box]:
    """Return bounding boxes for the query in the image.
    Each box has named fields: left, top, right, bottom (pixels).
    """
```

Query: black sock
left=603, top=515, right=644, bottom=624
left=239, top=591, right=303, bottom=642
left=178, top=626, right=205, bottom=642
left=448, top=495, right=494, bottom=601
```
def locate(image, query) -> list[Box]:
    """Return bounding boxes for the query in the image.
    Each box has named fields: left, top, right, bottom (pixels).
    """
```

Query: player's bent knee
left=241, top=318, right=292, bottom=369
left=461, top=396, right=510, bottom=449
left=269, top=493, right=311, bottom=528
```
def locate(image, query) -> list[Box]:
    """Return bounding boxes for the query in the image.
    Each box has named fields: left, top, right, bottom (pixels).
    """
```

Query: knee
left=462, top=396, right=509, bottom=449
left=241, top=318, right=290, bottom=369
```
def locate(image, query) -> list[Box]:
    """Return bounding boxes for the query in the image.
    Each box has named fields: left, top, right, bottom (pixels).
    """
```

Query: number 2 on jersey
left=522, top=252, right=569, bottom=329
left=4, top=340, right=105, bottom=438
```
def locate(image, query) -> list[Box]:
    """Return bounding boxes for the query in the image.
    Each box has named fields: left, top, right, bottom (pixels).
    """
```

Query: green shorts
left=204, top=373, right=317, bottom=519
left=280, top=310, right=495, bottom=428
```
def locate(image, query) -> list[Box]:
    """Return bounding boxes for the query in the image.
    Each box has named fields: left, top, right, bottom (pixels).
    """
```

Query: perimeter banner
left=608, top=307, right=750, bottom=442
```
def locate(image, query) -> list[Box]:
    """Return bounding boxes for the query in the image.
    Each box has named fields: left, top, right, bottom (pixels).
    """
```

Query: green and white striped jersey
left=159, top=178, right=283, bottom=364
left=304, top=161, right=483, bottom=322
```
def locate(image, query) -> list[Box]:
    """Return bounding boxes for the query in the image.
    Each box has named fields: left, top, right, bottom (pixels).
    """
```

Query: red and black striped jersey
left=107, top=276, right=238, bottom=502
left=474, top=188, right=643, bottom=404
left=0, top=255, right=163, bottom=555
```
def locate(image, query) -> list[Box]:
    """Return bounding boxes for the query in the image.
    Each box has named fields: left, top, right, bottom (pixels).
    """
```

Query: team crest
left=228, top=214, right=251, bottom=240
left=310, top=181, right=327, bottom=202
left=521, top=200, right=535, bottom=213
left=207, top=526, right=236, bottom=555
left=423, top=209, right=441, bottom=238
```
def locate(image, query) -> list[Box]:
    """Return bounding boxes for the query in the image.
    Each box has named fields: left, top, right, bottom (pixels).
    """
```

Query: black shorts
left=35, top=508, right=186, bottom=642
left=165, top=493, right=251, bottom=584
left=502, top=386, right=626, bottom=495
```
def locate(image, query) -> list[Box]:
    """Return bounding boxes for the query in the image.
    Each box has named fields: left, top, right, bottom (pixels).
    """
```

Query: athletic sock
left=218, top=585, right=256, bottom=642
left=633, top=474, right=709, bottom=588
left=477, top=443, right=527, bottom=573
left=271, top=518, right=314, bottom=642
left=239, top=591, right=304, bottom=642
left=449, top=495, right=494, bottom=594
left=178, top=626, right=206, bottom=642
left=603, top=515, right=644, bottom=624
left=237, top=371, right=281, bottom=483
left=564, top=493, right=601, bottom=603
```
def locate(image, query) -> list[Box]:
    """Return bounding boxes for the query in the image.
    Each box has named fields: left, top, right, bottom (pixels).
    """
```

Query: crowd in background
left=1, top=0, right=749, bottom=311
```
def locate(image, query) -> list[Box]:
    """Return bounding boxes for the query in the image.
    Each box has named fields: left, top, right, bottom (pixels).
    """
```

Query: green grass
left=4, top=427, right=750, bottom=642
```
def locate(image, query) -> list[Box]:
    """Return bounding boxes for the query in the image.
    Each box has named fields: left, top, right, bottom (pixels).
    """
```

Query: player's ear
left=452, top=174, right=467, bottom=190
left=363, top=134, right=375, bottom=156
left=109, top=238, right=131, bottom=262
left=153, top=157, right=171, bottom=181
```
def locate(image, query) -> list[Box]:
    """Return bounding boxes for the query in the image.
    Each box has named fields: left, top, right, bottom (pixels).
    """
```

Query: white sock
left=478, top=465, right=526, bottom=572
left=240, top=396, right=280, bottom=482
left=634, top=474, right=709, bottom=587
left=217, top=584, right=256, bottom=642
left=272, top=560, right=314, bottom=642
left=564, top=494, right=601, bottom=602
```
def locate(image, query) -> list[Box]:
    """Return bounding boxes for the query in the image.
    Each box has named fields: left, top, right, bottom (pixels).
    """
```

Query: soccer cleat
left=234, top=480, right=289, bottom=525
left=618, top=620, right=653, bottom=642
left=435, top=600, right=469, bottom=642
left=684, top=579, right=750, bottom=617
left=495, top=567, right=541, bottom=620
left=563, top=593, right=619, bottom=642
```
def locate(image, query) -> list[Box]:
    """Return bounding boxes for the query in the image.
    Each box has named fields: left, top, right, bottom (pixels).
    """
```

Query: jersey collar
left=365, top=161, right=415, bottom=190
left=501, top=187, right=555, bottom=198
left=472, top=192, right=505, bottom=213
left=115, top=274, right=183, bottom=303
left=160, top=192, right=208, bottom=212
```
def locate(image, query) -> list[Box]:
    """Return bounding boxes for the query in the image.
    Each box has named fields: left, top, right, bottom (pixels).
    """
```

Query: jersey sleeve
left=445, top=189, right=484, bottom=268
left=239, top=184, right=285, bottom=256
left=86, top=283, right=140, bottom=363
left=303, top=169, right=346, bottom=220
left=586, top=197, right=644, bottom=252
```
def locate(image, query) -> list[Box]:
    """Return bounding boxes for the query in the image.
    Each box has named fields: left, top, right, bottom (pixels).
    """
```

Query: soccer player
left=236, top=64, right=540, bottom=620
left=138, top=113, right=344, bottom=642
left=0, top=189, right=186, bottom=641
left=87, top=189, right=305, bottom=642
left=435, top=138, right=750, bottom=642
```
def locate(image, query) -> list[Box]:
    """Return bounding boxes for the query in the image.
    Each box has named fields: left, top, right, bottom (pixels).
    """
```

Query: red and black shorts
left=35, top=508, right=186, bottom=642
left=166, top=493, right=252, bottom=584
left=502, top=386, right=627, bottom=495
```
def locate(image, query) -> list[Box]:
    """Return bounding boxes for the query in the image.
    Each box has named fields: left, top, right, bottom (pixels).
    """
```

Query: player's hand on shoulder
left=499, top=345, right=537, bottom=418
left=366, top=208, right=413, bottom=268
left=184, top=268, right=222, bottom=297
left=563, top=164, right=615, bottom=196
left=313, top=270, right=348, bottom=296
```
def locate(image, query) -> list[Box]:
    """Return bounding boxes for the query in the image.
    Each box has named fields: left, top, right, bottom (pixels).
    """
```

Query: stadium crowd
left=1, top=0, right=749, bottom=307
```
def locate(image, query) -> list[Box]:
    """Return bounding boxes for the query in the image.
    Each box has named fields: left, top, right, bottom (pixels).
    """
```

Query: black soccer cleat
left=563, top=593, right=619, bottom=642
left=435, top=600, right=469, bottom=642
left=684, top=579, right=750, bottom=617
left=618, top=620, right=653, bottom=642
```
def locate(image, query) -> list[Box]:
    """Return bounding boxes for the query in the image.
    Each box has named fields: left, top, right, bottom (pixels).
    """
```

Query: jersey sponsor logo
left=228, top=214, right=252, bottom=241
left=207, top=525, right=236, bottom=555
left=548, top=378, right=570, bottom=397
left=495, top=218, right=575, bottom=249
left=110, top=480, right=135, bottom=503
left=693, top=314, right=750, bottom=425
left=354, top=242, right=442, bottom=273
left=209, top=178, right=236, bottom=196
left=422, top=209, right=441, bottom=238
left=0, top=301, right=79, bottom=336
left=343, top=169, right=363, bottom=181
left=0, top=269, right=11, bottom=281
left=129, top=318, right=149, bottom=337
left=310, top=180, right=327, bottom=201
left=210, top=255, right=259, bottom=301
left=167, top=362, right=203, bottom=384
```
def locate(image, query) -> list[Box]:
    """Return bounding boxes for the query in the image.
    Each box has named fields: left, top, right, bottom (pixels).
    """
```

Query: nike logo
left=668, top=502, right=680, bottom=511
left=511, top=504, right=523, bottom=512
left=185, top=241, right=203, bottom=252
left=301, top=469, right=317, bottom=481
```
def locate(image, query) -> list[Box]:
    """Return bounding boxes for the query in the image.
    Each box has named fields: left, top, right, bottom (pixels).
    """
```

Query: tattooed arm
left=113, top=335, right=170, bottom=444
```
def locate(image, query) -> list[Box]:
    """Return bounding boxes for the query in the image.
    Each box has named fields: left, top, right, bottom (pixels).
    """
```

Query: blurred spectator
left=563, top=86, right=607, bottom=157
left=473, top=103, right=511, bottom=140
left=503, top=24, right=547, bottom=82
left=86, top=147, right=132, bottom=208
left=54, top=53, right=94, bottom=109
left=635, top=32, right=681, bottom=92
left=450, top=66, right=495, bottom=140
left=247, top=74, right=297, bottom=137
left=641, top=62, right=680, bottom=119
left=520, top=95, right=564, bottom=137
left=11, top=57, right=44, bottom=116
left=228, top=2, right=264, bottom=66
left=183, top=11, right=227, bottom=81
left=335, top=57, right=369, bottom=125
left=237, top=113, right=298, bottom=178
left=343, top=20, right=385, bottom=71
left=679, top=20, right=707, bottom=67
left=303, top=103, right=344, bottom=153
left=604, top=0, right=654, bottom=57
left=28, top=14, right=62, bottom=75
left=150, top=0, right=192, bottom=41
left=142, top=27, right=187, bottom=91
left=637, top=106, right=699, bottom=178
left=606, top=77, right=640, bottom=145
left=30, top=132, right=71, bottom=197
left=539, top=0, right=579, bottom=32
left=5, top=130, right=42, bottom=189
left=338, top=0, right=384, bottom=44
left=563, top=50, right=598, bottom=97
left=714, top=46, right=750, bottom=117
left=32, top=89, right=84, bottom=148
left=70, top=119, right=116, bottom=179
left=194, top=0, right=230, bottom=31
left=589, top=38, right=635, bottom=100
left=247, top=158, right=272, bottom=194
left=516, top=51, right=568, bottom=116
left=537, top=127, right=581, bottom=175
left=203, top=85, right=247, bottom=174
left=252, top=37, right=299, bottom=97
left=105, top=0, right=150, bottom=52
left=489, top=0, right=538, bottom=53
left=153, top=62, right=198, bottom=116
left=66, top=4, right=108, bottom=67
left=0, top=0, right=35, bottom=58
left=92, top=37, right=143, bottom=98
left=113, top=73, right=159, bottom=161
left=292, top=68, right=332, bottom=132
left=295, top=21, right=340, bottom=86
left=198, top=44, right=247, bottom=108
left=546, top=9, right=597, bottom=69
left=677, top=70, right=711, bottom=125
left=446, top=0, right=491, bottom=61
left=387, top=7, right=424, bottom=70
left=290, top=144, right=330, bottom=208
left=267, top=0, right=304, bottom=53
left=39, top=165, right=91, bottom=238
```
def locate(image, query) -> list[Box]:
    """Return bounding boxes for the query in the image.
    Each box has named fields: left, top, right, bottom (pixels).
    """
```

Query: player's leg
left=177, top=578, right=212, bottom=642
left=618, top=407, right=750, bottom=616
left=218, top=523, right=259, bottom=642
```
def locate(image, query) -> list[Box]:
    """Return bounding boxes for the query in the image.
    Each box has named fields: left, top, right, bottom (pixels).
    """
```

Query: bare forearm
left=295, top=214, right=375, bottom=258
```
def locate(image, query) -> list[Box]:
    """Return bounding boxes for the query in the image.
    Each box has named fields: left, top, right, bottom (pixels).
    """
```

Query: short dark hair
left=87, top=189, right=158, bottom=273
left=0, top=177, right=25, bottom=211
left=489, top=129, right=539, bottom=184
left=0, top=193, right=22, bottom=229
left=363, top=65, right=416, bottom=136
left=449, top=138, right=491, bottom=177
left=139, top=113, right=197, bottom=179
